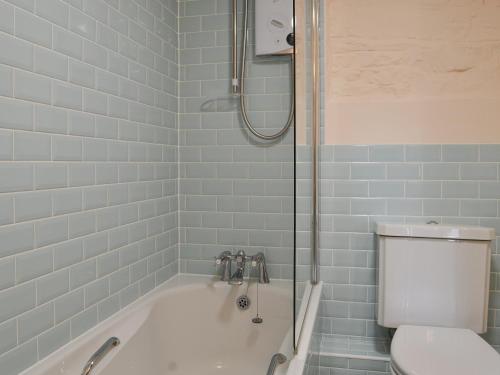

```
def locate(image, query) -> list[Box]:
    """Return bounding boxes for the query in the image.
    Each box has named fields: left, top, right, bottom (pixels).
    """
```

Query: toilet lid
left=391, top=325, right=500, bottom=375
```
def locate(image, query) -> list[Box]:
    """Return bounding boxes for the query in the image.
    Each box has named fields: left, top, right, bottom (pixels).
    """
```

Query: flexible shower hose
left=239, top=0, right=295, bottom=141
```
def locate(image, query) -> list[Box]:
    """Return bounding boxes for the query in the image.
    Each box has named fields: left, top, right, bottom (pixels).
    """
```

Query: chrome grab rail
left=81, top=337, right=120, bottom=375
left=266, top=353, right=287, bottom=375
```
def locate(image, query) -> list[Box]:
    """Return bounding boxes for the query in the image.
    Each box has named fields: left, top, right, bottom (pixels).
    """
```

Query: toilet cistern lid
left=391, top=326, right=500, bottom=375
left=376, top=223, right=495, bottom=240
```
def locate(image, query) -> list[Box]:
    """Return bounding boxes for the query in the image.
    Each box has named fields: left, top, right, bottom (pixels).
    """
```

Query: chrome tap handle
left=215, top=251, right=232, bottom=281
left=253, top=252, right=270, bottom=284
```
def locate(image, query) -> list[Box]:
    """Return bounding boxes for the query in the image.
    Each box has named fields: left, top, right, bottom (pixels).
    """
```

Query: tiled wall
left=177, top=0, right=295, bottom=278
left=0, top=0, right=179, bottom=373
left=318, top=144, right=500, bottom=351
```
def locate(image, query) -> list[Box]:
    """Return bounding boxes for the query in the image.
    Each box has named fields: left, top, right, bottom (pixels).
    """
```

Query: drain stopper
left=236, top=295, right=251, bottom=310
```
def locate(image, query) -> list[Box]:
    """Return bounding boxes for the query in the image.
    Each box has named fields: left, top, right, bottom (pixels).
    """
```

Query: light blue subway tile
left=387, top=164, right=420, bottom=180
left=0, top=282, right=35, bottom=323
left=334, top=182, right=369, bottom=198
left=321, top=163, right=350, bottom=179
left=35, top=164, right=67, bottom=190
left=351, top=199, right=386, bottom=215
left=461, top=163, right=497, bottom=180
left=0, top=224, right=35, bottom=257
left=0, top=258, right=14, bottom=291
left=332, top=285, right=367, bottom=303
left=442, top=145, right=478, bottom=162
left=406, top=181, right=441, bottom=198
left=387, top=199, right=422, bottom=216
left=369, top=145, right=404, bottom=162
left=321, top=198, right=350, bottom=215
left=70, top=306, right=97, bottom=338
left=350, top=268, right=376, bottom=286
left=85, top=278, right=109, bottom=308
left=15, top=191, right=52, bottom=223
left=480, top=182, right=500, bottom=199
left=351, top=164, right=385, bottom=180
left=349, top=303, right=375, bottom=320
left=321, top=301, right=349, bottom=318
left=54, top=239, right=83, bottom=270
left=249, top=230, right=282, bottom=247
left=369, top=181, right=404, bottom=198
left=333, top=250, right=367, bottom=268
left=479, top=218, right=500, bottom=233
left=0, top=319, right=17, bottom=354
left=333, top=216, right=369, bottom=233
left=0, top=164, right=33, bottom=193
left=54, top=290, right=83, bottom=325
left=38, top=321, right=71, bottom=359
left=14, top=132, right=51, bottom=161
left=423, top=164, right=459, bottom=180
left=35, top=216, right=68, bottom=248
left=480, top=145, right=500, bottom=162
left=83, top=232, right=108, bottom=259
left=119, top=244, right=139, bottom=267
left=334, top=146, right=369, bottom=162
left=442, top=181, right=478, bottom=198
left=350, top=234, right=375, bottom=251
left=70, top=259, right=96, bottom=289
left=441, top=217, right=480, bottom=226
left=109, top=268, right=129, bottom=294
left=98, top=294, right=120, bottom=321
left=423, top=199, right=459, bottom=217
left=460, top=200, right=498, bottom=217
left=36, top=269, right=69, bottom=305
left=185, top=0, right=216, bottom=16
left=68, top=212, right=95, bottom=238
left=18, top=303, right=54, bottom=343
left=16, top=247, right=53, bottom=283
left=0, top=129, right=13, bottom=160
left=405, top=145, right=441, bottom=162
left=0, top=339, right=37, bottom=375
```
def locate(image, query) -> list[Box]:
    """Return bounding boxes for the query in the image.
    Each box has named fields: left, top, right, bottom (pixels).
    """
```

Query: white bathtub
left=21, top=275, right=321, bottom=375
left=20, top=275, right=295, bottom=375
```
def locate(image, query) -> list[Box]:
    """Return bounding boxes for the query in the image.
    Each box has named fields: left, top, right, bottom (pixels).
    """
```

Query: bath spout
left=229, top=250, right=246, bottom=285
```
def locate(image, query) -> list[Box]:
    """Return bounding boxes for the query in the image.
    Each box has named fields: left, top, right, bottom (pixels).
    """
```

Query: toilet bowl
left=389, top=325, right=500, bottom=375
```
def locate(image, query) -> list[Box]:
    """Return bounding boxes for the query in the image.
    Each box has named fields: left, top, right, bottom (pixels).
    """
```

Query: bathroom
left=0, top=0, right=499, bottom=374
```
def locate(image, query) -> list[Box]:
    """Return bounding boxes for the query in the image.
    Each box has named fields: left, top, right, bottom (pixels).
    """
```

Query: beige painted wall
left=324, top=0, right=500, bottom=144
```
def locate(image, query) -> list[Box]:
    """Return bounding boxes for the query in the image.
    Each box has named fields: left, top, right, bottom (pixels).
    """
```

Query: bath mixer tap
left=214, top=250, right=270, bottom=284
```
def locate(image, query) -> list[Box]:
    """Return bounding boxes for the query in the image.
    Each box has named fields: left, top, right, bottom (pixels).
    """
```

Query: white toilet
left=376, top=223, right=500, bottom=375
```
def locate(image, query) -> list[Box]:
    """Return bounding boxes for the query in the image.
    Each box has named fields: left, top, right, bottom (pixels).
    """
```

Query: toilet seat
left=391, top=325, right=500, bottom=375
